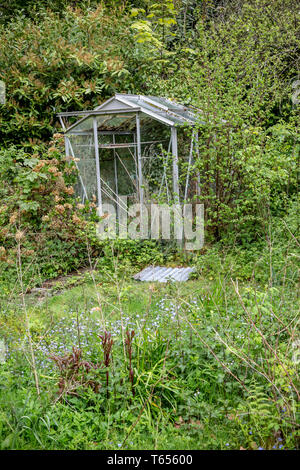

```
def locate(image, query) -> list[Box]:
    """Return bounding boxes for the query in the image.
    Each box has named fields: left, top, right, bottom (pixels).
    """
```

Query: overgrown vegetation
left=0, top=255, right=299, bottom=450
left=0, top=0, right=299, bottom=450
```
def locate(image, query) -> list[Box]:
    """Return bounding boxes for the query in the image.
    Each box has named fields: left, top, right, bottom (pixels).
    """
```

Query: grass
left=0, top=264, right=299, bottom=450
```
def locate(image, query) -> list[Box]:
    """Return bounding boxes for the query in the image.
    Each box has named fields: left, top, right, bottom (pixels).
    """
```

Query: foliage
left=0, top=4, right=136, bottom=148
left=0, top=135, right=98, bottom=287
left=0, top=271, right=298, bottom=450
left=195, top=197, right=299, bottom=285
left=191, top=122, right=299, bottom=242
left=0, top=0, right=299, bottom=244
left=130, top=1, right=177, bottom=50
left=141, top=0, right=300, bottom=241
left=50, top=346, right=102, bottom=396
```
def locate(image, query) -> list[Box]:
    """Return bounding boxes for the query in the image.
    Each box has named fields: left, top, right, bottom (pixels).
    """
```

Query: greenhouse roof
left=58, top=93, right=203, bottom=133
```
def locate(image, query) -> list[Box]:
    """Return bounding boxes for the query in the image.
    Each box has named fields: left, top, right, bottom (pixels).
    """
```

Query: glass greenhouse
left=57, top=93, right=203, bottom=215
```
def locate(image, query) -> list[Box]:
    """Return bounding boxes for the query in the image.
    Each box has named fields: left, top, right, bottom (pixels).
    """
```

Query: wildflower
left=72, top=214, right=81, bottom=224
left=90, top=307, right=101, bottom=313
left=15, top=230, right=24, bottom=241
left=23, top=249, right=34, bottom=256
left=65, top=186, right=75, bottom=195
left=48, top=166, right=58, bottom=174
left=9, top=213, right=18, bottom=224
left=55, top=204, right=65, bottom=214
left=33, top=161, right=45, bottom=172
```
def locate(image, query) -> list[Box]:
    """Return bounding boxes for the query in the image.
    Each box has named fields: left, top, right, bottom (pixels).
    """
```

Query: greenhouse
left=57, top=93, right=203, bottom=216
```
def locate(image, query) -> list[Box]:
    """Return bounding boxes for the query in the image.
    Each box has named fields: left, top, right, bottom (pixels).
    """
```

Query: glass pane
left=139, top=115, right=170, bottom=203
left=68, top=133, right=96, bottom=202
left=97, top=133, right=138, bottom=209
left=96, top=113, right=136, bottom=131
left=115, top=147, right=137, bottom=197
left=67, top=116, right=94, bottom=133
left=122, top=95, right=196, bottom=125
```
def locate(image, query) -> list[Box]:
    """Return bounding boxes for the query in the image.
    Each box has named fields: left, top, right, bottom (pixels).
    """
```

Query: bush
left=0, top=135, right=99, bottom=289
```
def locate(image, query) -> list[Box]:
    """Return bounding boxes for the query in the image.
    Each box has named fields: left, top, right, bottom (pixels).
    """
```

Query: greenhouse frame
left=57, top=93, right=203, bottom=216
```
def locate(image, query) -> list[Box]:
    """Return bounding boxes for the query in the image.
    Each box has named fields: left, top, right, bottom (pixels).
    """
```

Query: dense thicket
left=0, top=0, right=299, bottom=283
left=1, top=1, right=298, bottom=147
